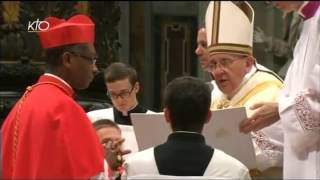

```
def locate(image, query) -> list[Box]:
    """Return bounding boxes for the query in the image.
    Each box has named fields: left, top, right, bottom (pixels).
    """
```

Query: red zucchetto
left=38, top=14, right=95, bottom=49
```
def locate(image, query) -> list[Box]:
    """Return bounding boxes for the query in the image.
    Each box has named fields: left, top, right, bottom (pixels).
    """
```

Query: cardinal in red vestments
left=1, top=14, right=104, bottom=179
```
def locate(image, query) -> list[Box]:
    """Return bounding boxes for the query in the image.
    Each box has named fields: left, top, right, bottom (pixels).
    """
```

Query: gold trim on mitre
left=211, top=1, right=221, bottom=44
left=208, top=43, right=252, bottom=55
left=205, top=1, right=254, bottom=56
left=232, top=1, right=254, bottom=22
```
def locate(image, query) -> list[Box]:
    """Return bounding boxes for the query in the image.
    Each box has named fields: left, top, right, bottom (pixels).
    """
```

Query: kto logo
left=27, top=19, right=50, bottom=32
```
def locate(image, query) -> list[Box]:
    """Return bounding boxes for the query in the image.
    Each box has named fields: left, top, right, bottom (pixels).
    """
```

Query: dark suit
left=154, top=132, right=214, bottom=176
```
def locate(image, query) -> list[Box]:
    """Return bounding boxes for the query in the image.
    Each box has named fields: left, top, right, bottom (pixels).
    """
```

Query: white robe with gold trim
left=211, top=64, right=284, bottom=175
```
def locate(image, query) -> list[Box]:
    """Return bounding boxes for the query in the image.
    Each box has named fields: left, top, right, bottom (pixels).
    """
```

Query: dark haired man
left=88, top=62, right=153, bottom=153
left=124, top=76, right=250, bottom=179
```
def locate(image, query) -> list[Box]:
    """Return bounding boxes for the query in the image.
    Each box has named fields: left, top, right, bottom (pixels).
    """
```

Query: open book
left=130, top=107, right=257, bottom=169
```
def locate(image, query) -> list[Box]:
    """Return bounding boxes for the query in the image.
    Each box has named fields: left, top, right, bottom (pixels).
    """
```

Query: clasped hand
left=104, top=139, right=131, bottom=170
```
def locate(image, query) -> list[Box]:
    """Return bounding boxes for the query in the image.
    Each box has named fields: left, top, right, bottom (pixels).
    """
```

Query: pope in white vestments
left=205, top=1, right=284, bottom=178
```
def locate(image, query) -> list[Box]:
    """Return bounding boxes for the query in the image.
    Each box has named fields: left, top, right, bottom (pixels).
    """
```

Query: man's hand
left=104, top=139, right=131, bottom=170
left=240, top=102, right=280, bottom=133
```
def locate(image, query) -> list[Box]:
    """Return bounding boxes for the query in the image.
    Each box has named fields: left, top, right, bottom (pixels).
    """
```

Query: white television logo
left=27, top=19, right=50, bottom=32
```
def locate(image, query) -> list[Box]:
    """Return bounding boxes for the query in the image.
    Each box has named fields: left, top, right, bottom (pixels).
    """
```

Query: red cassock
left=2, top=74, right=104, bottom=179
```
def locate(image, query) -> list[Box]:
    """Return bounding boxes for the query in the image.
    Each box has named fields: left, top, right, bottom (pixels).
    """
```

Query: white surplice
left=122, top=148, right=251, bottom=180
left=278, top=7, right=320, bottom=179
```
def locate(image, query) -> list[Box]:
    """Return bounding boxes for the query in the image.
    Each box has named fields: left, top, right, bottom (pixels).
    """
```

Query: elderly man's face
left=195, top=29, right=210, bottom=72
left=208, top=53, right=254, bottom=97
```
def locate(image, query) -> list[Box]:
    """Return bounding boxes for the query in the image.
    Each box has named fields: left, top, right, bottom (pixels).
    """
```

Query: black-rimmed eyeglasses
left=107, top=86, right=135, bottom=100
left=69, top=51, right=98, bottom=65
left=208, top=55, right=248, bottom=70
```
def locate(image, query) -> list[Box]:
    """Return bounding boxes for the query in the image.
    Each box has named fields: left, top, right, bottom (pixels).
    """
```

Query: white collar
left=227, top=65, right=257, bottom=99
left=241, top=65, right=257, bottom=86
left=174, top=131, right=202, bottom=135
left=121, top=101, right=138, bottom=116
left=44, top=73, right=72, bottom=89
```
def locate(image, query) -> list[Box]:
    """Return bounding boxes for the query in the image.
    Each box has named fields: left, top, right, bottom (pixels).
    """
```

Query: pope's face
left=208, top=53, right=253, bottom=97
